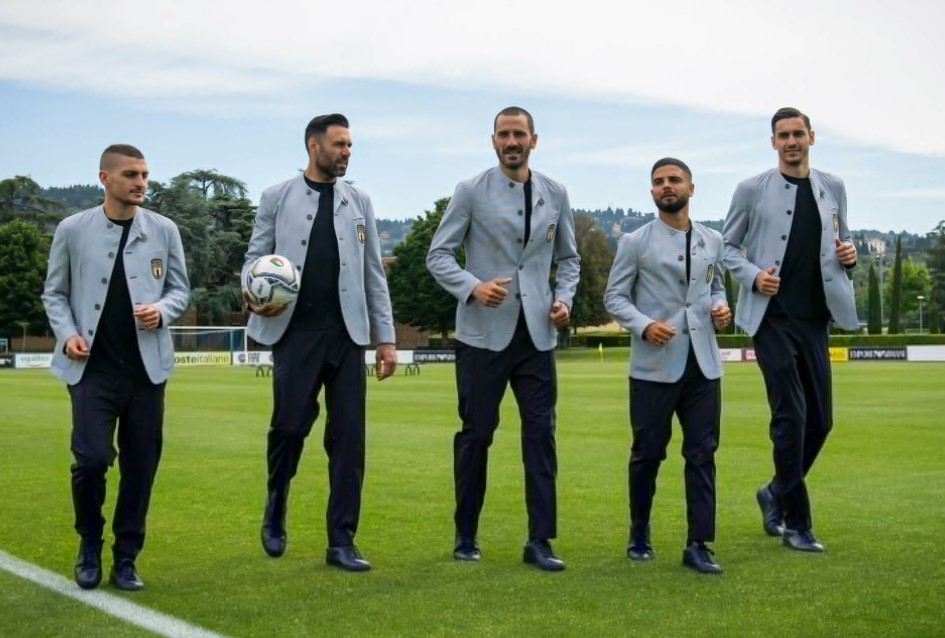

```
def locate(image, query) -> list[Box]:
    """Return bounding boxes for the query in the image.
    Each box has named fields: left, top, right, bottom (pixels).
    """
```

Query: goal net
left=169, top=326, right=248, bottom=354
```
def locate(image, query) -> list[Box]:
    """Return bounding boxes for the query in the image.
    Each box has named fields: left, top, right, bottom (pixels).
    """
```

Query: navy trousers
left=628, top=349, right=720, bottom=545
left=267, top=325, right=366, bottom=547
left=453, top=316, right=558, bottom=541
left=69, top=370, right=165, bottom=561
left=752, top=314, right=832, bottom=531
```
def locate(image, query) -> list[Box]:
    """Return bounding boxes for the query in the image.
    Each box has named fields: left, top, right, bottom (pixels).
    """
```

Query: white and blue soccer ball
left=243, top=254, right=300, bottom=307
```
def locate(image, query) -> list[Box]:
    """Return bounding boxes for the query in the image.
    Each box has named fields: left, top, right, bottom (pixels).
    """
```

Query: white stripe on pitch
left=0, top=550, right=230, bottom=638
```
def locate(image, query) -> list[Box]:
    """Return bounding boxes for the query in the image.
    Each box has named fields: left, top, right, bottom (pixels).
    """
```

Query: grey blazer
left=426, top=167, right=580, bottom=352
left=242, top=176, right=395, bottom=347
left=722, top=168, right=858, bottom=336
left=604, top=219, right=727, bottom=383
left=42, top=206, right=191, bottom=386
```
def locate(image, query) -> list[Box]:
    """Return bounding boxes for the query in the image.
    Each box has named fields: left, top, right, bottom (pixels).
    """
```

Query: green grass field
left=1, top=354, right=944, bottom=637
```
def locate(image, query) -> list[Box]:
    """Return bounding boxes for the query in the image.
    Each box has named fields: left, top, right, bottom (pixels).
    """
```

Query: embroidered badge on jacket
left=833, top=213, right=839, bottom=231
left=706, top=263, right=713, bottom=284
left=151, top=258, right=164, bottom=279
left=546, top=224, right=556, bottom=242
left=357, top=224, right=365, bottom=243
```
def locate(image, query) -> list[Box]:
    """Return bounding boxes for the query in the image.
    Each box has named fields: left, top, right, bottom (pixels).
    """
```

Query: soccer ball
left=244, top=254, right=300, bottom=307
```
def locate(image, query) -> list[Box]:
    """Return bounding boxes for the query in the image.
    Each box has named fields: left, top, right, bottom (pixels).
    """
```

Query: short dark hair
left=304, top=113, right=350, bottom=150
left=771, top=107, right=811, bottom=133
left=100, top=144, right=144, bottom=170
left=651, top=157, right=692, bottom=180
left=494, top=106, right=534, bottom=133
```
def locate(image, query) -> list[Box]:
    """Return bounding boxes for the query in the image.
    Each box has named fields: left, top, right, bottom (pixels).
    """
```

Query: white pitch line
left=0, top=549, right=231, bottom=638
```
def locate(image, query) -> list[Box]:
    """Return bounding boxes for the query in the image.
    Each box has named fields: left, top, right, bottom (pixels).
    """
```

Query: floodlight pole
left=917, top=295, right=925, bottom=333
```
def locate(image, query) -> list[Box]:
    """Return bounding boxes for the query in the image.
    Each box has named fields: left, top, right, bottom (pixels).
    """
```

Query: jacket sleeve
left=837, top=177, right=856, bottom=270
left=552, top=188, right=580, bottom=308
left=242, top=188, right=277, bottom=281
left=42, top=221, right=79, bottom=343
left=603, top=234, right=651, bottom=337
left=722, top=182, right=762, bottom=290
left=361, top=193, right=396, bottom=345
left=426, top=182, right=480, bottom=301
left=155, top=221, right=191, bottom=325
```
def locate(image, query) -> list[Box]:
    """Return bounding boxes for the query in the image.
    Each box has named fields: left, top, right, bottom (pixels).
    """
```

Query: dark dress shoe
left=261, top=491, right=288, bottom=557
left=109, top=559, right=144, bottom=591
left=523, top=540, right=565, bottom=572
left=74, top=540, right=102, bottom=590
left=782, top=529, right=824, bottom=553
left=453, top=537, right=481, bottom=561
left=627, top=539, right=654, bottom=561
left=756, top=484, right=785, bottom=537
left=682, top=543, right=723, bottom=575
left=326, top=545, right=372, bottom=572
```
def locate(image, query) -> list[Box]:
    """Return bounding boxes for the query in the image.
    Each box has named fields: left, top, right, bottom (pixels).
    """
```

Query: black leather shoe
left=109, top=559, right=144, bottom=591
left=326, top=545, right=372, bottom=572
left=782, top=529, right=825, bottom=553
left=523, top=539, right=565, bottom=572
left=453, top=537, right=481, bottom=561
left=627, top=539, right=654, bottom=561
left=261, top=490, right=287, bottom=558
left=682, top=543, right=723, bottom=575
left=74, top=539, right=102, bottom=590
left=756, top=484, right=784, bottom=537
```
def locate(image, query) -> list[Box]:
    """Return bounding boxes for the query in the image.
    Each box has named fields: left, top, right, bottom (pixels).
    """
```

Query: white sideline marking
left=0, top=550, right=230, bottom=638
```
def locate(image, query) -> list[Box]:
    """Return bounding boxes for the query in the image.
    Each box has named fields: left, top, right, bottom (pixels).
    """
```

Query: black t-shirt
left=290, top=177, right=344, bottom=329
left=523, top=176, right=533, bottom=246
left=86, top=216, right=147, bottom=379
left=767, top=174, right=829, bottom=322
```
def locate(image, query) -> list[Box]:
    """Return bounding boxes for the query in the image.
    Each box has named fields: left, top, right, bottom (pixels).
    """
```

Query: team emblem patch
left=357, top=224, right=365, bottom=243
left=151, top=258, right=164, bottom=279
left=833, top=213, right=839, bottom=231
left=546, top=224, right=556, bottom=242
left=706, top=263, right=714, bottom=284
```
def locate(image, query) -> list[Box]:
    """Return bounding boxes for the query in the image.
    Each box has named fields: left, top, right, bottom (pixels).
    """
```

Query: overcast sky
left=2, top=0, right=944, bottom=233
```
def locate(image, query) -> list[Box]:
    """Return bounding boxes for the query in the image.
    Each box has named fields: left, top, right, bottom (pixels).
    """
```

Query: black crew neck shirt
left=290, top=177, right=343, bottom=329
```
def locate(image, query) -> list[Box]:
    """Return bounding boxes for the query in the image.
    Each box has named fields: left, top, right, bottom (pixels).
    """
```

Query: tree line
left=1, top=172, right=943, bottom=341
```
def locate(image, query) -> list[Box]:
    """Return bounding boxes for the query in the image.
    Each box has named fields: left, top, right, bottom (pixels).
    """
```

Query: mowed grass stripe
left=0, top=357, right=943, bottom=637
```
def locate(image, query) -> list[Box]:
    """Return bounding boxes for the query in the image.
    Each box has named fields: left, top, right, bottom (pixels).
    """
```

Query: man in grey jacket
left=604, top=158, right=730, bottom=574
left=723, top=107, right=858, bottom=553
left=427, top=106, right=580, bottom=571
left=243, top=113, right=396, bottom=572
left=43, top=144, right=191, bottom=591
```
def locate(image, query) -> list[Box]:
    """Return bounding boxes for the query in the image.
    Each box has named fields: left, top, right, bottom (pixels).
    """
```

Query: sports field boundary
left=0, top=549, right=230, bottom=638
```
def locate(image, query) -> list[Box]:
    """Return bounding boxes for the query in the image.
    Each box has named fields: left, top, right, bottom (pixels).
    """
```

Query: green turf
left=1, top=355, right=944, bottom=637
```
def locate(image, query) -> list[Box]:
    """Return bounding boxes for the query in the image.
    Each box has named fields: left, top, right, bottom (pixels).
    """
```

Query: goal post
left=168, top=326, right=248, bottom=356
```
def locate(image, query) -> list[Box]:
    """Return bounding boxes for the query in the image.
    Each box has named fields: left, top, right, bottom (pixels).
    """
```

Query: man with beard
left=604, top=158, right=729, bottom=574
left=426, top=106, right=580, bottom=571
left=723, top=107, right=857, bottom=552
left=244, top=113, right=397, bottom=572
left=43, top=144, right=191, bottom=590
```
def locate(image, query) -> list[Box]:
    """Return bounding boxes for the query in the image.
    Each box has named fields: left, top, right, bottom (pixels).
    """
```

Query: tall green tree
left=867, top=263, right=882, bottom=334
left=386, top=198, right=457, bottom=342
left=0, top=176, right=65, bottom=227
left=0, top=220, right=50, bottom=335
left=569, top=214, right=614, bottom=331
left=887, top=235, right=904, bottom=334
left=179, top=170, right=248, bottom=199
left=925, top=221, right=945, bottom=333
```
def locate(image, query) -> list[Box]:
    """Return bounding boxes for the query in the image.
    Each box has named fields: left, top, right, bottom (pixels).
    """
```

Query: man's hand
left=133, top=304, right=162, bottom=330
left=754, top=267, right=780, bottom=296
left=835, top=238, right=857, bottom=266
left=472, top=278, right=512, bottom=308
left=375, top=344, right=397, bottom=381
left=643, top=321, right=676, bottom=347
left=711, top=302, right=731, bottom=331
left=549, top=300, right=570, bottom=328
left=65, top=334, right=90, bottom=360
left=243, top=291, right=288, bottom=317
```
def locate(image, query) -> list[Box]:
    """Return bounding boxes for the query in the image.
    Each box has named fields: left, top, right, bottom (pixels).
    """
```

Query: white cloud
left=875, top=188, right=945, bottom=200
left=3, top=0, right=945, bottom=159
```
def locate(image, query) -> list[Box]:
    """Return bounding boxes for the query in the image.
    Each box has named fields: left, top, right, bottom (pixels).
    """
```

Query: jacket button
left=781, top=235, right=787, bottom=240
left=509, top=182, right=515, bottom=188
left=775, top=260, right=781, bottom=266
left=101, top=277, right=107, bottom=284
left=518, top=210, right=524, bottom=216
left=517, top=238, right=523, bottom=244
left=306, top=189, right=312, bottom=195
left=301, top=240, right=307, bottom=246
left=519, top=265, right=524, bottom=270
left=307, top=214, right=313, bottom=220
left=87, top=330, right=94, bottom=336
left=107, top=222, right=114, bottom=228
left=784, top=184, right=791, bottom=189
left=677, top=255, right=684, bottom=261
left=786, top=210, right=792, bottom=215
left=686, top=303, right=692, bottom=308
left=94, top=304, right=101, bottom=310
left=296, top=265, right=301, bottom=270
left=108, top=252, right=115, bottom=258
left=515, top=293, right=521, bottom=300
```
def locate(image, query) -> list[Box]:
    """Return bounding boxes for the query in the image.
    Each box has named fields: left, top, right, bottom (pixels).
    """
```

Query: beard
left=653, top=192, right=689, bottom=214
left=495, top=145, right=530, bottom=170
left=114, top=192, right=144, bottom=206
left=316, top=153, right=347, bottom=178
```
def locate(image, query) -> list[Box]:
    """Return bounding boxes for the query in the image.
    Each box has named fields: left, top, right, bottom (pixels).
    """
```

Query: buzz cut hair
left=651, top=157, right=692, bottom=180
left=304, top=113, right=350, bottom=150
left=771, top=107, right=811, bottom=133
left=494, top=106, right=534, bottom=134
left=100, top=144, right=144, bottom=170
